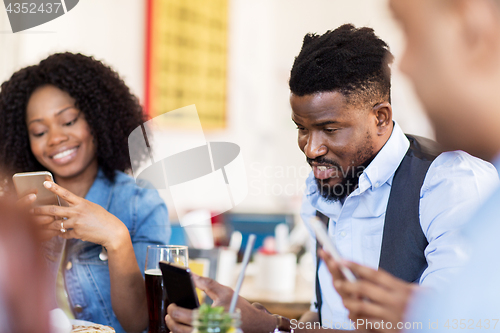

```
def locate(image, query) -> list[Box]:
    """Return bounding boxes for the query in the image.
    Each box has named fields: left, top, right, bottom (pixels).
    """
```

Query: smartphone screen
left=159, top=261, right=200, bottom=309
left=310, top=217, right=357, bottom=282
left=12, top=171, right=60, bottom=206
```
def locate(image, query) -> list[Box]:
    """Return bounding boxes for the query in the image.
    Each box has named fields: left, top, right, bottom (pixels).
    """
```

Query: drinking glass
left=145, top=245, right=189, bottom=333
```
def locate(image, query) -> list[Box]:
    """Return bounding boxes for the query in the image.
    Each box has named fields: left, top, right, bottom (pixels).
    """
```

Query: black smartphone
left=159, top=261, right=200, bottom=309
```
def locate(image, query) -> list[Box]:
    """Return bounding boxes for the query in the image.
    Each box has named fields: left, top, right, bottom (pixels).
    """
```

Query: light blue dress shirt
left=301, top=121, right=499, bottom=329
left=407, top=156, right=500, bottom=331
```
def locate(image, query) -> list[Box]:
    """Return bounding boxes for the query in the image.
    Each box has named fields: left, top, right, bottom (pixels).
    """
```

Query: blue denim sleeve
left=130, top=186, right=171, bottom=275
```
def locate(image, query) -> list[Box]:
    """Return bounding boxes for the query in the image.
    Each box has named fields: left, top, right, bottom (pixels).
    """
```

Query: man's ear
left=373, top=102, right=392, bottom=136
left=455, top=0, right=500, bottom=72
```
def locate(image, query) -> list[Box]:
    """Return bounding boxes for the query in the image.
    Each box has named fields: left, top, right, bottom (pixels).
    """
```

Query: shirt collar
left=357, top=121, right=409, bottom=193
left=85, top=168, right=114, bottom=210
left=492, top=152, right=500, bottom=176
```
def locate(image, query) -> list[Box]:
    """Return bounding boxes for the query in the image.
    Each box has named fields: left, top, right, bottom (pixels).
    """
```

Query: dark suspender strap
left=378, top=134, right=442, bottom=282
left=314, top=211, right=329, bottom=326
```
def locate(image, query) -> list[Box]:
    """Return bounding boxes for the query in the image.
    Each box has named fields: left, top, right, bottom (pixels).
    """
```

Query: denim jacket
left=62, top=169, right=171, bottom=333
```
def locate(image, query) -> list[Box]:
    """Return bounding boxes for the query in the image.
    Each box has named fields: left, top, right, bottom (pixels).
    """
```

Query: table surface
left=238, top=270, right=314, bottom=319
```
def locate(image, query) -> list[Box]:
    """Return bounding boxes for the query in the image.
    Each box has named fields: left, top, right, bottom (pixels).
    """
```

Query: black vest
left=314, top=135, right=443, bottom=324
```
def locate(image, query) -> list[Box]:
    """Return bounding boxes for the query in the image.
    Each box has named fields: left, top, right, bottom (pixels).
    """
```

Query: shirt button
left=99, top=247, right=108, bottom=261
left=340, top=231, right=346, bottom=238
left=66, top=261, right=73, bottom=270
left=74, top=305, right=84, bottom=313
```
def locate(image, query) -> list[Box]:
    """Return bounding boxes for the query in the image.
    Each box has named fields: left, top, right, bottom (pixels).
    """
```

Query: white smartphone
left=12, top=171, right=61, bottom=206
left=310, top=216, right=357, bottom=282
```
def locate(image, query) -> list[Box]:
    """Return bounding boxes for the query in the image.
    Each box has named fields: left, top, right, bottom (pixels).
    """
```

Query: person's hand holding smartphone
left=160, top=261, right=200, bottom=310
left=310, top=217, right=357, bottom=282
left=13, top=171, right=62, bottom=241
left=13, top=171, right=61, bottom=206
left=14, top=171, right=132, bottom=247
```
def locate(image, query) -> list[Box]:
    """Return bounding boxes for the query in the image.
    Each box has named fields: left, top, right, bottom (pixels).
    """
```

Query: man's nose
left=304, top=133, right=327, bottom=159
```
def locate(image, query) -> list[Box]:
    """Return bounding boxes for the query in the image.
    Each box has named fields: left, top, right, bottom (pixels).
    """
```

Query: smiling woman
left=26, top=86, right=98, bottom=197
left=0, top=53, right=171, bottom=333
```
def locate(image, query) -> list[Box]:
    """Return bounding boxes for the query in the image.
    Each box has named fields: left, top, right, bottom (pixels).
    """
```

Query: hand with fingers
left=319, top=249, right=417, bottom=333
left=30, top=180, right=150, bottom=332
left=30, top=181, right=129, bottom=250
left=16, top=192, right=61, bottom=242
left=166, top=275, right=276, bottom=333
left=16, top=192, right=37, bottom=209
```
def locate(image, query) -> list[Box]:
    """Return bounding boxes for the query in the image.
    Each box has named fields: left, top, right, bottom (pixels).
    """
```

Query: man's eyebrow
left=27, top=106, right=75, bottom=125
left=315, top=120, right=339, bottom=127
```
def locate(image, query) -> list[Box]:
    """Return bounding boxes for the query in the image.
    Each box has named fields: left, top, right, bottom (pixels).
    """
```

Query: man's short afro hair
left=289, top=24, right=394, bottom=106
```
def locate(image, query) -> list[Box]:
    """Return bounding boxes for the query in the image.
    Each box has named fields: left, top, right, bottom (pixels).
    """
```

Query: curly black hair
left=289, top=24, right=394, bottom=107
left=0, top=52, right=147, bottom=185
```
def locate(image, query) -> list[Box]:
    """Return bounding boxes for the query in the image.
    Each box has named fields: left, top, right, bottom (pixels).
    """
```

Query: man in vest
left=290, top=23, right=498, bottom=330
left=165, top=24, right=499, bottom=333
left=321, top=0, right=500, bottom=331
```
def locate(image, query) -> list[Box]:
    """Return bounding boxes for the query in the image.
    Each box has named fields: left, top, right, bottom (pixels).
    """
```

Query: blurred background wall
left=0, top=0, right=433, bottom=219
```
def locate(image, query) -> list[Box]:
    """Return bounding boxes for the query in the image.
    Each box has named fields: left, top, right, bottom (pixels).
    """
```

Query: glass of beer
left=145, top=245, right=189, bottom=333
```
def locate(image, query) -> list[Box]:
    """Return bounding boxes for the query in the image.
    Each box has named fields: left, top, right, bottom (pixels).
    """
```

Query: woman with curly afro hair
left=0, top=52, right=171, bottom=333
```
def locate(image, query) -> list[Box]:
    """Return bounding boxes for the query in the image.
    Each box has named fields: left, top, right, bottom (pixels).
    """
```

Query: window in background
left=146, top=0, right=228, bottom=130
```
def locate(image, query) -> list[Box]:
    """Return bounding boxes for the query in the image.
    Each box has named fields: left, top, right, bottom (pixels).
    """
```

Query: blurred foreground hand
left=166, top=275, right=276, bottom=333
left=319, top=249, right=417, bottom=333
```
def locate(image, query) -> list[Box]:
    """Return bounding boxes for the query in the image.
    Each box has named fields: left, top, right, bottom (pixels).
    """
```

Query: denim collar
left=85, top=168, right=114, bottom=211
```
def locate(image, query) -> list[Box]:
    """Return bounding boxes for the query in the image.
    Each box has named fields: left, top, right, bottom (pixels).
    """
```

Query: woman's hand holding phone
left=15, top=193, right=61, bottom=242
left=13, top=172, right=63, bottom=241
left=30, top=181, right=130, bottom=250
left=15, top=192, right=37, bottom=209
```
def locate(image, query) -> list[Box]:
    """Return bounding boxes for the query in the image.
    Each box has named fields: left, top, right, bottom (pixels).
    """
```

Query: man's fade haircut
left=289, top=24, right=394, bottom=107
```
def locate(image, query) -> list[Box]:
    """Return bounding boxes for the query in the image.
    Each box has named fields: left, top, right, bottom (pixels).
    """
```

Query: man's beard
left=307, top=157, right=369, bottom=202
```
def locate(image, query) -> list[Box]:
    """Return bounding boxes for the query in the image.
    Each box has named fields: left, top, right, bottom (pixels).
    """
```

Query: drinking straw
left=229, top=234, right=256, bottom=313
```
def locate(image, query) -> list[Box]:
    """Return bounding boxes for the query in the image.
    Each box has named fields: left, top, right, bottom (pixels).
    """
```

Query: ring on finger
left=60, top=221, right=66, bottom=233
